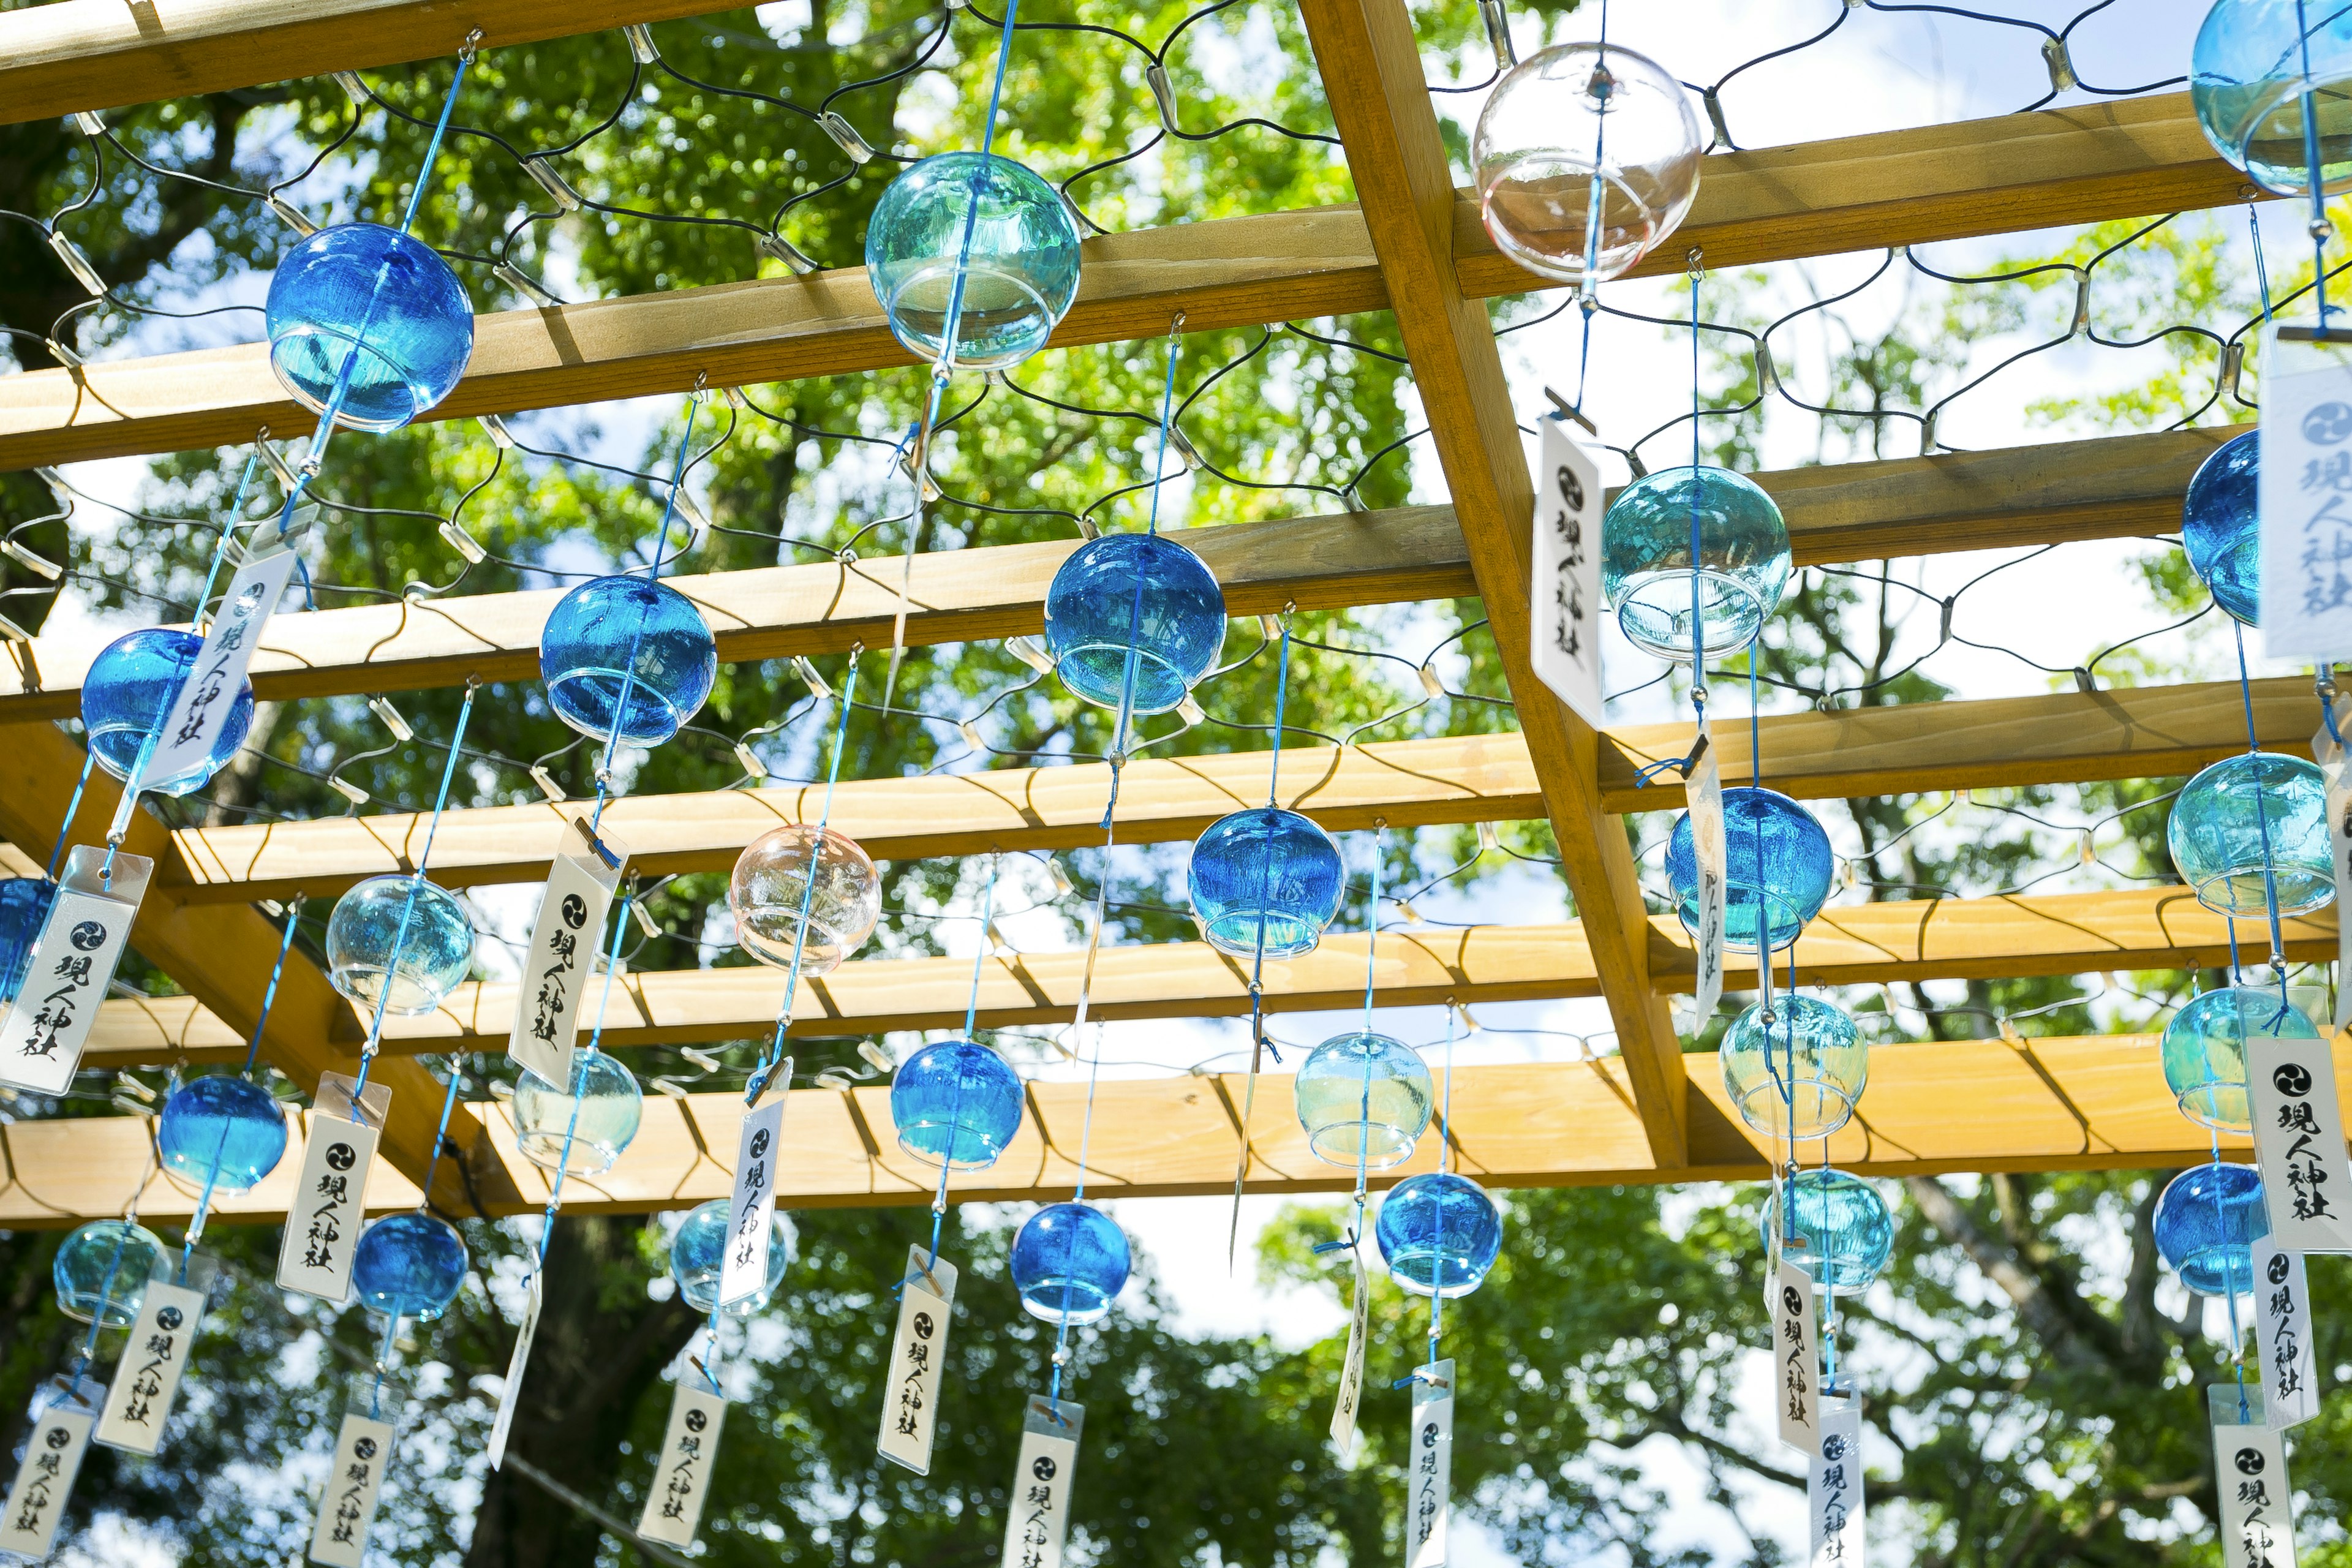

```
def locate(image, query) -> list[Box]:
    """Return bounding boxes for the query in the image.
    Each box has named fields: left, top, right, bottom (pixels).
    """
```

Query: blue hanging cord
left=45, top=750, right=97, bottom=883
left=1688, top=257, right=1707, bottom=722
left=2229, top=620, right=2293, bottom=1017
left=744, top=655, right=862, bottom=1106
left=1428, top=1001, right=1459, bottom=1371
left=2296, top=0, right=2331, bottom=332
left=178, top=895, right=307, bottom=1275
left=398, top=43, right=476, bottom=237
left=350, top=680, right=481, bottom=1115
left=190, top=450, right=265, bottom=634
left=1225, top=622, right=1294, bottom=1264
left=411, top=1055, right=467, bottom=1214
left=532, top=885, right=637, bottom=1276
left=2251, top=205, right=2277, bottom=327
left=64, top=1141, right=158, bottom=1401
left=1747, top=639, right=1762, bottom=790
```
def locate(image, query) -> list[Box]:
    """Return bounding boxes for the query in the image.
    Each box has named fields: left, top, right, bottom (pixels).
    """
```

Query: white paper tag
left=307, top=1412, right=395, bottom=1567
left=1330, top=1251, right=1370, bottom=1449
left=276, top=1107, right=381, bottom=1304
left=96, top=1278, right=206, bottom=1455
left=2253, top=1237, right=2321, bottom=1429
left=636, top=1381, right=727, bottom=1548
left=1808, top=1396, right=1865, bottom=1568
left=0, top=1379, right=98, bottom=1559
left=2213, top=1415, right=2297, bottom=1568
left=1687, top=723, right=1726, bottom=1028
left=0, top=848, right=152, bottom=1095
left=486, top=1273, right=545, bottom=1471
left=877, top=1247, right=958, bottom=1474
left=2258, top=329, right=2352, bottom=663
left=2316, top=725, right=2352, bottom=1031
left=720, top=1093, right=786, bottom=1307
left=1406, top=1359, right=1455, bottom=1568
left=2247, top=1030, right=2352, bottom=1253
left=507, top=821, right=627, bottom=1087
left=1532, top=418, right=1606, bottom=731
left=1774, top=1260, right=1821, bottom=1452
left=146, top=546, right=298, bottom=794
left=1000, top=1395, right=1083, bottom=1568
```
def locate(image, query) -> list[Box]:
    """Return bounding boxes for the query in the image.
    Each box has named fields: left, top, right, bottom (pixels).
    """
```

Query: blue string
left=2296, top=0, right=2329, bottom=331
left=190, top=450, right=264, bottom=633
left=179, top=896, right=307, bottom=1275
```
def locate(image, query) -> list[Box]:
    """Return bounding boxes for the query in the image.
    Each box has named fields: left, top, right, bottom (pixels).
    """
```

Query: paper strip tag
left=878, top=1246, right=958, bottom=1474
left=2213, top=1406, right=2297, bottom=1568
left=2246, top=1029, right=2352, bottom=1253
left=1330, top=1250, right=1370, bottom=1449
left=1000, top=1395, right=1084, bottom=1568
left=0, top=1378, right=98, bottom=1559
left=2253, top=1237, right=2320, bottom=1429
left=2258, top=327, right=2352, bottom=663
left=96, top=1277, right=206, bottom=1455
left=636, top=1380, right=727, bottom=1548
left=276, top=1074, right=389, bottom=1304
left=308, top=1412, right=395, bottom=1567
left=0, top=846, right=152, bottom=1094
left=1808, top=1396, right=1865, bottom=1568
left=1406, top=1359, right=1455, bottom=1568
left=146, top=545, right=299, bottom=793
left=1774, top=1259, right=1822, bottom=1452
left=507, top=820, right=628, bottom=1087
left=720, top=1092, right=786, bottom=1306
left=1687, top=723, right=1725, bottom=1028
left=1532, top=418, right=1605, bottom=731
left=486, top=1273, right=545, bottom=1471
left=2316, top=724, right=2352, bottom=1031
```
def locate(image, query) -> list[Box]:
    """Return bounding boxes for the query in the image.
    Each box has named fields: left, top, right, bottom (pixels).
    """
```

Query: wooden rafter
left=15, top=1032, right=2319, bottom=1227
left=78, top=885, right=2338, bottom=1068
left=135, top=674, right=2315, bottom=906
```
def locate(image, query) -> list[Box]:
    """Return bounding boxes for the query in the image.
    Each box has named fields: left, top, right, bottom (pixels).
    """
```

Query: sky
left=21, top=0, right=2299, bottom=1562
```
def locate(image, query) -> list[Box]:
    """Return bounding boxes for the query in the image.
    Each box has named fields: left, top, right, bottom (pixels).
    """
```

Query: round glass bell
left=2182, top=430, right=2260, bottom=624
left=1761, top=1169, right=1893, bottom=1296
left=1376, top=1172, right=1504, bottom=1298
left=670, top=1197, right=794, bottom=1317
left=1294, top=1031, right=1434, bottom=1170
left=890, top=1038, right=1025, bottom=1169
left=158, top=1074, right=289, bottom=1195
left=81, top=628, right=255, bottom=796
left=864, top=152, right=1082, bottom=371
left=511, top=1050, right=644, bottom=1175
left=2192, top=0, right=2352, bottom=193
left=266, top=222, right=475, bottom=432
left=1602, top=466, right=1792, bottom=660
left=1719, top=994, right=1868, bottom=1141
left=1009, top=1202, right=1131, bottom=1325
left=2155, top=1161, right=2271, bottom=1295
left=53, top=1219, right=168, bottom=1327
left=352, top=1212, right=469, bottom=1321
left=728, top=825, right=881, bottom=974
left=1667, top=787, right=1835, bottom=953
left=326, top=873, right=477, bottom=1015
left=1187, top=807, right=1346, bottom=960
left=1042, top=533, right=1227, bottom=716
left=0, top=876, right=54, bottom=1009
left=539, top=575, right=717, bottom=748
left=2168, top=752, right=2336, bottom=917
left=1471, top=42, right=1704, bottom=287
left=2163, top=987, right=2322, bottom=1134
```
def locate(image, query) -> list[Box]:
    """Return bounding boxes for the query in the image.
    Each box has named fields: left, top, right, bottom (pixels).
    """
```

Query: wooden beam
left=0, top=1, right=741, bottom=126
left=0, top=721, right=516, bottom=1214
left=0, top=504, right=1467, bottom=721
left=153, top=673, right=2315, bottom=905
left=18, top=1030, right=2323, bottom=1225
left=0, top=208, right=1386, bottom=472
left=1297, top=0, right=1688, bottom=1166
left=1460, top=92, right=2261, bottom=298
left=80, top=884, right=2332, bottom=1066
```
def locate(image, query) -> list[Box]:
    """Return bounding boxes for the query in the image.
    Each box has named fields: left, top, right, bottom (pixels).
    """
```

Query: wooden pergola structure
left=0, top=0, right=2336, bottom=1231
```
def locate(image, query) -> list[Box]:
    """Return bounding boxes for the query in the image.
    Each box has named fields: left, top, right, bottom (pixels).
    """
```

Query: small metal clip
left=46, top=232, right=104, bottom=298
left=1007, top=635, right=1055, bottom=674
left=733, top=740, right=769, bottom=779
left=818, top=110, right=877, bottom=165
left=758, top=231, right=820, bottom=275
left=815, top=1069, right=854, bottom=1090
left=2221, top=340, right=2246, bottom=401
left=1145, top=63, right=1182, bottom=133
left=329, top=776, right=371, bottom=805
left=622, top=23, right=659, bottom=62
left=367, top=696, right=415, bottom=741
left=1476, top=0, right=1517, bottom=67
left=1340, top=488, right=1370, bottom=513
left=2040, top=34, right=2078, bottom=94
left=0, top=540, right=64, bottom=582
left=437, top=518, right=488, bottom=564
left=632, top=899, right=662, bottom=939
left=1166, top=425, right=1203, bottom=472
left=113, top=1071, right=155, bottom=1103
left=2068, top=271, right=2091, bottom=337
left=480, top=413, right=518, bottom=449
left=258, top=439, right=305, bottom=491
left=493, top=262, right=563, bottom=307
left=520, top=155, right=585, bottom=213
left=2071, top=666, right=2097, bottom=695
left=1417, top=663, right=1445, bottom=699
left=529, top=764, right=567, bottom=802
left=1176, top=695, right=1206, bottom=728
left=332, top=70, right=369, bottom=102
left=1754, top=340, right=1782, bottom=398
left=793, top=655, right=835, bottom=700
left=958, top=718, right=988, bottom=752
left=1700, top=85, right=1732, bottom=148
left=72, top=111, right=105, bottom=137
left=1918, top=409, right=1939, bottom=456
left=267, top=194, right=319, bottom=236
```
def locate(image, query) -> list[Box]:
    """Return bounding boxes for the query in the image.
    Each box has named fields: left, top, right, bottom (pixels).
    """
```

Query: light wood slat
left=78, top=884, right=2334, bottom=1066
left=1298, top=0, right=1688, bottom=1165
left=18, top=1032, right=2325, bottom=1225
left=1459, top=92, right=2261, bottom=296
left=156, top=673, right=2314, bottom=904
left=0, top=1, right=733, bottom=126
left=0, top=505, right=1467, bottom=722
left=0, top=720, right=520, bottom=1213
left=0, top=209, right=1386, bottom=471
